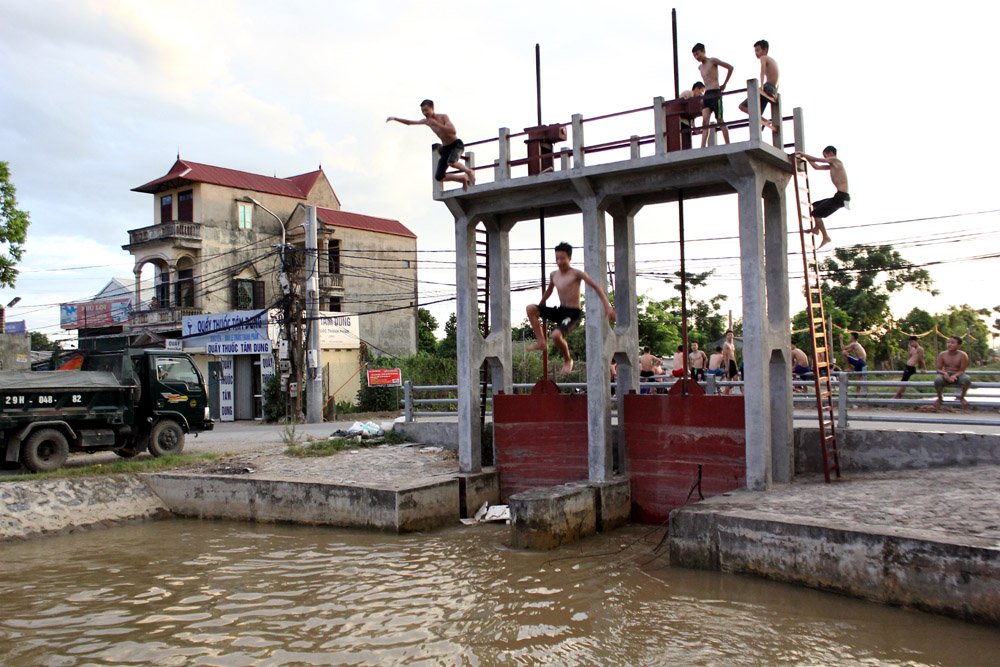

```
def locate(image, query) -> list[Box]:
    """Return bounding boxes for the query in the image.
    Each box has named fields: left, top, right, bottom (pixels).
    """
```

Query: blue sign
left=4, top=320, right=26, bottom=334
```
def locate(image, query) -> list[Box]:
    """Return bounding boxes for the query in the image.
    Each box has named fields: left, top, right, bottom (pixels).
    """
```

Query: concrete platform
left=668, top=465, right=1000, bottom=627
left=144, top=472, right=460, bottom=533
left=509, top=476, right=631, bottom=550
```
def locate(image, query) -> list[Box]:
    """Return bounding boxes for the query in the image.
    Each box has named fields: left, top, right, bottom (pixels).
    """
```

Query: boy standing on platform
left=692, top=43, right=733, bottom=147
left=739, top=39, right=779, bottom=130
left=526, top=242, right=616, bottom=375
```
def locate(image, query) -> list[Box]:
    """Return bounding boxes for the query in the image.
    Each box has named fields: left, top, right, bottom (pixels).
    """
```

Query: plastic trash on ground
left=460, top=501, right=511, bottom=525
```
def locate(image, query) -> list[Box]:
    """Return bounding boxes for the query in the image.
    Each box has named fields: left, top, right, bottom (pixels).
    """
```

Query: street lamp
left=0, top=296, right=20, bottom=333
left=241, top=196, right=286, bottom=249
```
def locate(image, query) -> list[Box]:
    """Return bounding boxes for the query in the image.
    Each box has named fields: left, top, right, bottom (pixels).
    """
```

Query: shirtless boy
left=934, top=336, right=971, bottom=410
left=692, top=43, right=733, bottom=147
left=739, top=39, right=779, bottom=131
left=721, top=330, right=739, bottom=394
left=688, top=342, right=708, bottom=382
left=387, top=100, right=475, bottom=191
left=842, top=331, right=867, bottom=374
left=671, top=345, right=687, bottom=378
left=894, top=336, right=926, bottom=399
left=526, top=242, right=616, bottom=374
left=639, top=347, right=661, bottom=381
left=796, top=146, right=850, bottom=249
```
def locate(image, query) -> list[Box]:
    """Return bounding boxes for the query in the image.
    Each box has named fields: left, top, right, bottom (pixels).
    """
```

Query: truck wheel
left=149, top=420, right=185, bottom=457
left=21, top=429, right=70, bottom=472
left=114, top=448, right=138, bottom=458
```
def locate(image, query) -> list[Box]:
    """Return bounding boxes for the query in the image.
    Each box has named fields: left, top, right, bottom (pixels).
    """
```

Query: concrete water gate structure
left=437, top=83, right=804, bottom=539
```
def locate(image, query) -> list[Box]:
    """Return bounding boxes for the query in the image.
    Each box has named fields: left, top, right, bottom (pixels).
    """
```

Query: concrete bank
left=1, top=444, right=496, bottom=540
left=0, top=476, right=169, bottom=541
left=669, top=465, right=1000, bottom=627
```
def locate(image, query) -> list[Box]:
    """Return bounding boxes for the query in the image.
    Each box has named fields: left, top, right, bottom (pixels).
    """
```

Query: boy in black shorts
left=527, top=242, right=616, bottom=374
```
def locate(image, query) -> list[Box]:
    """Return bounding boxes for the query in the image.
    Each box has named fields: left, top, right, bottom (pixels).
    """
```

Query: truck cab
left=1, top=349, right=213, bottom=472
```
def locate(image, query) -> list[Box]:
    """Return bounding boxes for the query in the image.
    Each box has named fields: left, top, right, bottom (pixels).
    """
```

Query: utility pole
left=304, top=205, right=323, bottom=423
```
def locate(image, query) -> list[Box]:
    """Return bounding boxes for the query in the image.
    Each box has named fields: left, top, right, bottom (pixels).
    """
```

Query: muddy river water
left=1, top=520, right=996, bottom=665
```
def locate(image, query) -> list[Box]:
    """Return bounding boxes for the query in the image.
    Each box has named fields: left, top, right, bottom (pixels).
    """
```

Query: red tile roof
left=132, top=158, right=323, bottom=199
left=317, top=208, right=416, bottom=239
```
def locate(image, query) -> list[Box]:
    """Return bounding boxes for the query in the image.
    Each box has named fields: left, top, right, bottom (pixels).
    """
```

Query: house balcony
left=130, top=306, right=204, bottom=330
left=319, top=271, right=344, bottom=291
left=122, top=221, right=203, bottom=252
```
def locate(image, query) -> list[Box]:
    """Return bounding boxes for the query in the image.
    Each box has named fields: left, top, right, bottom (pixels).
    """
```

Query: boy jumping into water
left=526, top=242, right=616, bottom=374
left=387, top=99, right=476, bottom=191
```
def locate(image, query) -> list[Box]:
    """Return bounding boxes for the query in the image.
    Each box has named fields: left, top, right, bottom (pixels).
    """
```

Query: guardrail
left=445, top=81, right=792, bottom=189
left=401, top=371, right=1000, bottom=429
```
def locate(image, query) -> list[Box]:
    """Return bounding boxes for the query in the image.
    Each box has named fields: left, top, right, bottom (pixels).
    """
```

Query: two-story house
left=124, top=157, right=418, bottom=420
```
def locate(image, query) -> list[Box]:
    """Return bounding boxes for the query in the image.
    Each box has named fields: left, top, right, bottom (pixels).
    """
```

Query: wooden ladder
left=792, top=156, right=841, bottom=482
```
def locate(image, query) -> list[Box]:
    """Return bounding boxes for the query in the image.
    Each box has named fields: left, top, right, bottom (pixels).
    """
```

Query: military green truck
left=0, top=349, right=213, bottom=472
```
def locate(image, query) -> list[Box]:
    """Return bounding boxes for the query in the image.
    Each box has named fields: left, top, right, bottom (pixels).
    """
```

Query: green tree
left=0, top=162, right=30, bottom=287
left=820, top=244, right=935, bottom=333
left=437, top=313, right=457, bottom=358
left=416, top=308, right=438, bottom=355
left=663, top=270, right=727, bottom=349
left=791, top=296, right=850, bottom=359
left=29, top=331, right=61, bottom=352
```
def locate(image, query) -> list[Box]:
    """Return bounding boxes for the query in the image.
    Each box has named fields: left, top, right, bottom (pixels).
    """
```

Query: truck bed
left=0, top=371, right=125, bottom=391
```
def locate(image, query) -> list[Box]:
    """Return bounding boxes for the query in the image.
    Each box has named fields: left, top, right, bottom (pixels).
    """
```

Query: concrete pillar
left=580, top=196, right=614, bottom=481
left=793, top=107, right=805, bottom=153
left=770, top=91, right=784, bottom=149
left=572, top=114, right=585, bottom=169
left=454, top=215, right=482, bottom=472
left=747, top=79, right=762, bottom=143
left=483, top=217, right=513, bottom=395
left=653, top=97, right=666, bottom=156
left=763, top=180, right=793, bottom=483
left=734, top=171, right=771, bottom=490
left=497, top=128, right=511, bottom=181
left=609, top=203, right=639, bottom=468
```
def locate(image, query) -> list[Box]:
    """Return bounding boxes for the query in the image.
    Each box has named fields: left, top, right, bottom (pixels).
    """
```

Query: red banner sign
left=366, top=368, right=402, bottom=387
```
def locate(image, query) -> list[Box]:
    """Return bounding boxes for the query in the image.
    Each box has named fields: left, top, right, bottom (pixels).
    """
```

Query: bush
left=263, top=372, right=286, bottom=423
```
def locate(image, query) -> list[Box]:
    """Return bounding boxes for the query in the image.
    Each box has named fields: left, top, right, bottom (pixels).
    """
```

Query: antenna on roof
left=177, top=147, right=180, bottom=159
left=318, top=162, right=322, bottom=170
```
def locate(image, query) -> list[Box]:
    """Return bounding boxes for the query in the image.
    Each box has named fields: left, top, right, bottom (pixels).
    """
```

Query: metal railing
left=439, top=80, right=793, bottom=190
left=400, top=372, right=1000, bottom=429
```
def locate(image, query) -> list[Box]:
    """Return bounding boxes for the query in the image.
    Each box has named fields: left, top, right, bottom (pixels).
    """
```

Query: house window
left=175, top=268, right=194, bottom=308
left=160, top=195, right=173, bottom=223
left=328, top=297, right=342, bottom=312
left=328, top=240, right=341, bottom=274
left=178, top=190, right=194, bottom=221
left=156, top=270, right=170, bottom=307
left=232, top=279, right=265, bottom=310
left=238, top=202, right=253, bottom=230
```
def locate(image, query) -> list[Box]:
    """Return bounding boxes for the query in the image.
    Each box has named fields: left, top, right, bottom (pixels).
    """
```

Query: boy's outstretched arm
left=386, top=116, right=425, bottom=126
left=579, top=270, right=617, bottom=321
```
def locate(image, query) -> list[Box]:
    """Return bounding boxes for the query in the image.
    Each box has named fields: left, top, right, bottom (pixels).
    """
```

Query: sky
left=3, top=1, right=1000, bottom=348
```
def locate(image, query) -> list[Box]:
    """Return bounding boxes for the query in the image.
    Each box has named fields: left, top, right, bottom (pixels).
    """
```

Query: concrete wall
left=144, top=473, right=459, bottom=533
left=795, top=428, right=1000, bottom=474
left=327, top=225, right=418, bottom=358
left=322, top=350, right=362, bottom=407
left=0, top=333, right=31, bottom=371
left=669, top=502, right=1000, bottom=627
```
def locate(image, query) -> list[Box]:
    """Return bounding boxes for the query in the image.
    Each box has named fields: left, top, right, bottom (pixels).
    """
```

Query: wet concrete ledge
left=144, top=473, right=460, bottom=533
left=510, top=477, right=631, bottom=550
left=669, top=483, right=1000, bottom=627
left=0, top=476, right=169, bottom=541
